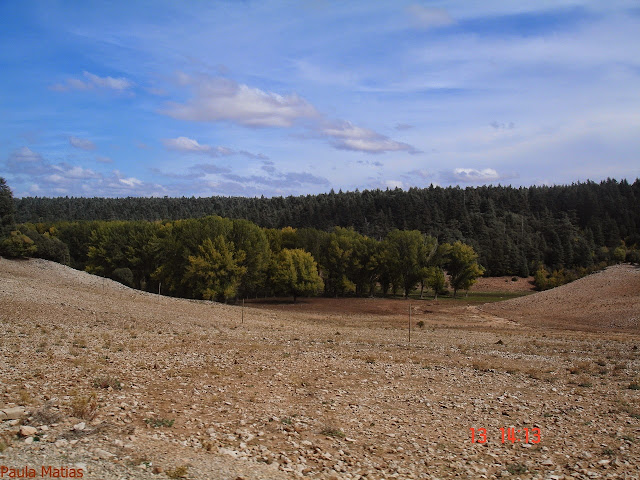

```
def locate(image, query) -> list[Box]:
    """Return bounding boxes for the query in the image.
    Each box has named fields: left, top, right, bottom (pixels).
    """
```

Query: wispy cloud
left=163, top=75, right=318, bottom=127
left=51, top=71, right=134, bottom=92
left=402, top=169, right=432, bottom=181
left=163, top=136, right=215, bottom=153
left=163, top=74, right=420, bottom=155
left=5, top=147, right=167, bottom=197
left=406, top=5, right=455, bottom=30
left=162, top=136, right=267, bottom=159
left=490, top=121, right=515, bottom=130
left=69, top=136, right=96, bottom=151
left=7, top=147, right=51, bottom=175
left=320, top=121, right=421, bottom=154
left=443, top=167, right=517, bottom=184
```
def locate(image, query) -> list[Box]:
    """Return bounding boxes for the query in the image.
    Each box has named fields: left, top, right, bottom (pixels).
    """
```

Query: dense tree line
left=1, top=221, right=483, bottom=303
left=2, top=178, right=486, bottom=300
left=13, top=178, right=640, bottom=277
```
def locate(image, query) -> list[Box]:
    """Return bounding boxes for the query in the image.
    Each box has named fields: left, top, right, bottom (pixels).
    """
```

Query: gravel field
left=1, top=258, right=639, bottom=479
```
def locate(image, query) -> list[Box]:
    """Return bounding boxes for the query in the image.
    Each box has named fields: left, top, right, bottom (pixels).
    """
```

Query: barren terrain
left=1, top=259, right=639, bottom=479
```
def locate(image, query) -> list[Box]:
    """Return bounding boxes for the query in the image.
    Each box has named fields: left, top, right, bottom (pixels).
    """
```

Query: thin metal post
left=409, top=303, right=411, bottom=343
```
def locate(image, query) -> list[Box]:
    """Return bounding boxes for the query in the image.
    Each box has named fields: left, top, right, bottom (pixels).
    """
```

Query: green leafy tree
left=271, top=248, right=323, bottom=302
left=230, top=219, right=271, bottom=298
left=383, top=230, right=432, bottom=298
left=426, top=266, right=447, bottom=300
left=447, top=241, right=485, bottom=297
left=86, top=221, right=133, bottom=278
left=1, top=231, right=37, bottom=258
left=185, top=236, right=246, bottom=302
left=112, top=267, right=134, bottom=287
left=320, top=229, right=357, bottom=296
left=533, top=264, right=549, bottom=291
left=613, top=244, right=626, bottom=263
left=21, top=225, right=69, bottom=263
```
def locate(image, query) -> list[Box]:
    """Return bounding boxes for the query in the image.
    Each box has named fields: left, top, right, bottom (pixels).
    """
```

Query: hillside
left=1, top=259, right=639, bottom=479
left=482, top=264, right=640, bottom=332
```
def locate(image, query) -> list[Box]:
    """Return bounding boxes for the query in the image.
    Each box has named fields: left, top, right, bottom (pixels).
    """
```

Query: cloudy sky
left=1, top=1, right=639, bottom=198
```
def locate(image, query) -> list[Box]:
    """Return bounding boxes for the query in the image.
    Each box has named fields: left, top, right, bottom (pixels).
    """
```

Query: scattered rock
left=94, top=448, right=116, bottom=459
left=1, top=407, right=27, bottom=420
left=19, top=425, right=37, bottom=437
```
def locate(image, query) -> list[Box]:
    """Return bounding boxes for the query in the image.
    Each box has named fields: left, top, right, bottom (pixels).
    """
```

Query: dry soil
left=1, top=259, right=639, bottom=480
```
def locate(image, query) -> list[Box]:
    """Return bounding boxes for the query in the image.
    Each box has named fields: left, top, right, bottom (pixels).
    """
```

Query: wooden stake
left=242, top=298, right=245, bottom=324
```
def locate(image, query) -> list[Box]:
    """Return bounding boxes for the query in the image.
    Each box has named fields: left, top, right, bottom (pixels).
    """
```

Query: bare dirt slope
left=481, top=264, right=640, bottom=332
left=1, top=258, right=639, bottom=480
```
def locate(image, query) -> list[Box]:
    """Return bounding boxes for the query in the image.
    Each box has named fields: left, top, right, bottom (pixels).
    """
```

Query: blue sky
left=1, top=1, right=639, bottom=198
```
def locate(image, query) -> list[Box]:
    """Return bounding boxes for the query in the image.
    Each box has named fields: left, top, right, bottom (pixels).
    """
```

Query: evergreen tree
left=0, top=177, right=15, bottom=237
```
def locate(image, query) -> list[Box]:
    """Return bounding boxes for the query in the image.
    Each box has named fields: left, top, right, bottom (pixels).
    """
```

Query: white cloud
left=8, top=146, right=43, bottom=165
left=448, top=168, right=503, bottom=183
left=7, top=147, right=51, bottom=175
left=407, top=5, right=455, bottom=30
left=321, top=121, right=420, bottom=154
left=402, top=169, right=432, bottom=181
left=162, top=136, right=267, bottom=159
left=69, top=136, right=96, bottom=151
left=163, top=136, right=212, bottom=153
left=163, top=75, right=420, bottom=155
left=119, top=176, right=143, bottom=187
left=51, top=71, right=133, bottom=92
left=163, top=75, right=318, bottom=127
left=385, top=179, right=405, bottom=189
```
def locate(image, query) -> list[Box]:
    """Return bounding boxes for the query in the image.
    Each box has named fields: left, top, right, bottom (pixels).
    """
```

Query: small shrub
left=166, top=465, right=188, bottom=479
left=417, top=320, right=425, bottom=329
left=112, top=267, right=134, bottom=287
left=320, top=426, right=345, bottom=439
left=472, top=360, right=492, bottom=372
left=628, top=383, right=640, bottom=390
left=72, top=337, right=87, bottom=349
left=506, top=463, right=527, bottom=474
left=70, top=392, right=98, bottom=420
left=602, top=448, right=615, bottom=456
left=145, top=417, right=175, bottom=428
left=93, top=376, right=122, bottom=390
left=569, top=361, right=591, bottom=375
left=32, top=403, right=62, bottom=425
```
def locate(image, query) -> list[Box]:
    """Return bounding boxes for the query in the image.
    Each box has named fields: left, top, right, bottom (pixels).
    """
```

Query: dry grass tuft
left=70, top=392, right=98, bottom=420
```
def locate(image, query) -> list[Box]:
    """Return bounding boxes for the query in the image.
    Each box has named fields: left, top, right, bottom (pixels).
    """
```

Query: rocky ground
left=1, top=258, right=639, bottom=479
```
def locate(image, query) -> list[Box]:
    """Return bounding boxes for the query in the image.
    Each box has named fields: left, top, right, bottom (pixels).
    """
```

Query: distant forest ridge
left=14, top=178, right=640, bottom=277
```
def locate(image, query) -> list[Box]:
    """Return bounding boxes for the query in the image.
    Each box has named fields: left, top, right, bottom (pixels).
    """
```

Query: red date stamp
left=470, top=427, right=541, bottom=444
